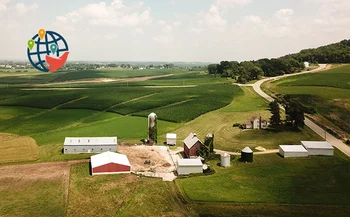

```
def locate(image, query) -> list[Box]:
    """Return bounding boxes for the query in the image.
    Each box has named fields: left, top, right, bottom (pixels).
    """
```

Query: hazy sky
left=1, top=0, right=349, bottom=62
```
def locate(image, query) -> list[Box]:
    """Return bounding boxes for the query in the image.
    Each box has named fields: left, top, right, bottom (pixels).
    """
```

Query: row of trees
left=208, top=58, right=305, bottom=83
left=269, top=95, right=309, bottom=129
left=282, top=39, right=350, bottom=63
left=209, top=39, right=350, bottom=83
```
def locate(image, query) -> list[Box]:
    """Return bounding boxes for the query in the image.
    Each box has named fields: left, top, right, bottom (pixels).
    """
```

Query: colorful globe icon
left=27, top=30, right=69, bottom=72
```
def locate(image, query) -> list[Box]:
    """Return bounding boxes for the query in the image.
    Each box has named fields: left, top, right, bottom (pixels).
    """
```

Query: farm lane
left=252, top=64, right=350, bottom=157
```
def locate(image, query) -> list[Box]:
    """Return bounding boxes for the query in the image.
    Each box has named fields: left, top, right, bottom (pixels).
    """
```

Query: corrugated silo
left=221, top=153, right=230, bottom=167
left=148, top=112, right=157, bottom=144
left=241, top=147, right=253, bottom=162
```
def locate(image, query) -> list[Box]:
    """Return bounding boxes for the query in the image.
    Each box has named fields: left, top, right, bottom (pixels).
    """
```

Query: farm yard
left=262, top=65, right=350, bottom=139
left=1, top=67, right=350, bottom=217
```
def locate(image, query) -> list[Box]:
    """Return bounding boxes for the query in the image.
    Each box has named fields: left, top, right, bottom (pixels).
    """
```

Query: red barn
left=184, top=133, right=203, bottom=158
left=91, top=151, right=131, bottom=175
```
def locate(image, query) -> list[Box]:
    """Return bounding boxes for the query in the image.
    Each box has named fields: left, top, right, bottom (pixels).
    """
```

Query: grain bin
left=241, top=147, right=253, bottom=162
left=148, top=113, right=157, bottom=144
left=221, top=153, right=231, bottom=167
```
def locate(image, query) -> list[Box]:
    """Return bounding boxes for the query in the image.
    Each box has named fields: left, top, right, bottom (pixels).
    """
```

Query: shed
left=279, top=145, right=308, bottom=158
left=301, top=141, right=334, bottom=156
left=64, top=137, right=117, bottom=154
left=241, top=147, right=253, bottom=162
left=184, top=133, right=203, bottom=158
left=177, top=158, right=203, bottom=175
left=166, top=133, right=177, bottom=146
left=90, top=151, right=131, bottom=175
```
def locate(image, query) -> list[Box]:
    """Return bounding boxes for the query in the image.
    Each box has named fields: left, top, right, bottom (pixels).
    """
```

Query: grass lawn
left=174, top=87, right=322, bottom=151
left=176, top=150, right=350, bottom=204
left=66, top=163, right=190, bottom=217
left=262, top=65, right=350, bottom=137
left=66, top=161, right=350, bottom=217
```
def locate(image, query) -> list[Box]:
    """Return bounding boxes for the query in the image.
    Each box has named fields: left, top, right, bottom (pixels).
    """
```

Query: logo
left=27, top=29, right=69, bottom=73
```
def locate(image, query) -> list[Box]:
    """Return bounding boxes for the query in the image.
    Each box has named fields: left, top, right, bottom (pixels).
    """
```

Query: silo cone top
left=242, top=147, right=253, bottom=153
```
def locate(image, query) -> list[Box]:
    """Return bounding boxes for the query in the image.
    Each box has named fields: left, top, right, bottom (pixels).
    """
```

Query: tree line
left=208, top=39, right=350, bottom=83
left=208, top=58, right=305, bottom=83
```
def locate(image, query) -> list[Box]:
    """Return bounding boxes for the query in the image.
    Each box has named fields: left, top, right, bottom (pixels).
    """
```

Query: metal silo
left=148, top=112, right=157, bottom=144
left=241, top=147, right=253, bottom=162
left=221, top=153, right=231, bottom=167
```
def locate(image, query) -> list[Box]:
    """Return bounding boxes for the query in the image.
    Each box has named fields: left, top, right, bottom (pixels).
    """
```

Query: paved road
left=252, top=64, right=350, bottom=157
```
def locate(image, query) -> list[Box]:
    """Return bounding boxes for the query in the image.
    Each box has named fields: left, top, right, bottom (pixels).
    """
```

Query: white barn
left=304, top=61, right=310, bottom=68
left=177, top=159, right=203, bottom=175
left=166, top=133, right=177, bottom=146
left=64, top=137, right=117, bottom=154
left=301, top=141, right=334, bottom=156
left=279, top=145, right=308, bottom=158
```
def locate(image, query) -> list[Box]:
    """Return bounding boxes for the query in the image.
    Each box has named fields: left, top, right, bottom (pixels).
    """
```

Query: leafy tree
left=269, top=100, right=281, bottom=127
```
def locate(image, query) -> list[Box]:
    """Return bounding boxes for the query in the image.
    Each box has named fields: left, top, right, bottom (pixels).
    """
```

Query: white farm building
left=64, top=137, right=117, bottom=154
left=177, top=158, right=203, bottom=175
left=301, top=141, right=334, bottom=156
left=279, top=145, right=308, bottom=158
left=166, top=133, right=177, bottom=146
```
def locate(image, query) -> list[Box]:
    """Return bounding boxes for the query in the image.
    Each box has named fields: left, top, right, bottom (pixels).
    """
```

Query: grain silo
left=221, top=153, right=230, bottom=167
left=148, top=112, right=157, bottom=144
left=241, top=147, right=253, bottom=162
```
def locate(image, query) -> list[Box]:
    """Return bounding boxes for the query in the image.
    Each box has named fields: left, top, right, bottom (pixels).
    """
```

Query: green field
left=262, top=65, right=350, bottom=138
left=174, top=87, right=322, bottom=151
left=176, top=150, right=350, bottom=204
left=65, top=162, right=350, bottom=217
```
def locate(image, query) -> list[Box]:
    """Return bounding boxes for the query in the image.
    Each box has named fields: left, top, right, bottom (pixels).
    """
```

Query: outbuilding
left=301, top=141, right=334, bottom=156
left=166, top=133, right=177, bottom=146
left=177, top=158, right=203, bottom=175
left=90, top=151, right=131, bottom=175
left=64, top=137, right=117, bottom=154
left=279, top=145, right=308, bottom=158
left=241, top=147, right=253, bottom=162
left=184, top=133, right=203, bottom=158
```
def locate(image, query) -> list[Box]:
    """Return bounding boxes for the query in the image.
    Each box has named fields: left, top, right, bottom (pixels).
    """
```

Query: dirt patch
left=0, top=162, right=70, bottom=191
left=118, top=145, right=175, bottom=173
left=255, top=146, right=267, bottom=152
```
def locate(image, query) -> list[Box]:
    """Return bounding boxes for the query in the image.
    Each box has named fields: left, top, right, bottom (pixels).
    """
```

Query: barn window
left=92, top=148, right=94, bottom=150
left=83, top=149, right=85, bottom=151
left=74, top=149, right=76, bottom=151
left=101, top=148, right=103, bottom=150
left=109, top=148, right=111, bottom=150
left=78, top=140, right=80, bottom=143
left=65, top=149, right=67, bottom=151
left=88, top=139, right=90, bottom=143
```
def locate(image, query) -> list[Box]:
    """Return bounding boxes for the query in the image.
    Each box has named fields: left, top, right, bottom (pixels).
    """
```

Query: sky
left=1, top=0, right=350, bottom=62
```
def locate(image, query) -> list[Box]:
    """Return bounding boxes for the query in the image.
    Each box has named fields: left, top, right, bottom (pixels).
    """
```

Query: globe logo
left=27, top=29, right=69, bottom=73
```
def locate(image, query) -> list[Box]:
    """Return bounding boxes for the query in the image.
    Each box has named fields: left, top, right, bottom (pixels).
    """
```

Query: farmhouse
left=184, top=133, right=203, bottom=158
left=245, top=116, right=268, bottom=129
left=279, top=145, right=308, bottom=158
left=177, top=158, right=203, bottom=175
left=166, top=133, right=176, bottom=146
left=301, top=141, right=334, bottom=156
left=63, top=137, right=117, bottom=154
left=91, top=151, right=131, bottom=175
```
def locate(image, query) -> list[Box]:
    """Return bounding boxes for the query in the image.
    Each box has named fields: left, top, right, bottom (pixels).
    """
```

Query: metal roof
left=301, top=141, right=334, bottom=150
left=166, top=133, right=177, bottom=139
left=64, top=137, right=117, bottom=146
left=242, top=147, right=253, bottom=153
left=177, top=158, right=203, bottom=166
left=279, top=145, right=308, bottom=152
left=184, top=133, right=202, bottom=149
left=91, top=151, right=131, bottom=168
